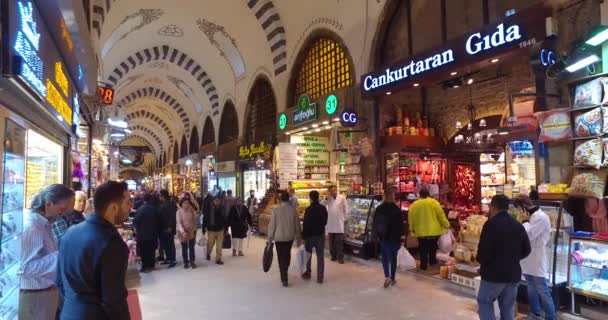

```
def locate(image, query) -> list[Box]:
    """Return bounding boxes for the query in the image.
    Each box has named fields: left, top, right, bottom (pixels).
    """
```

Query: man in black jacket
left=56, top=181, right=131, bottom=320
left=477, top=195, right=531, bottom=320
left=133, top=192, right=161, bottom=273
left=302, top=191, right=328, bottom=283
left=202, top=196, right=226, bottom=265
left=158, top=190, right=177, bottom=268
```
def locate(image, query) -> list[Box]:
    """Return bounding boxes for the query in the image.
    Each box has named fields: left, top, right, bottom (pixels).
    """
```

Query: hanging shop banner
left=277, top=142, right=298, bottom=189
left=290, top=135, right=330, bottom=166
left=360, top=3, right=547, bottom=95
left=238, top=141, right=273, bottom=161
left=5, top=0, right=75, bottom=133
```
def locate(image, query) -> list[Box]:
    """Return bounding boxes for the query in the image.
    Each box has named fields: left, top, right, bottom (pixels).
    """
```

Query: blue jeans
left=305, top=235, right=325, bottom=279
left=524, top=274, right=555, bottom=320
left=477, top=280, right=518, bottom=320
left=380, top=241, right=401, bottom=280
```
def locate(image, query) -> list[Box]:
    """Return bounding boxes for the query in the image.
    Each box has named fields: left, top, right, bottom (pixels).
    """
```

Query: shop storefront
left=0, top=0, right=97, bottom=316
left=238, top=141, right=273, bottom=200
left=200, top=142, right=217, bottom=194
left=215, top=160, right=236, bottom=194
left=177, top=154, right=201, bottom=194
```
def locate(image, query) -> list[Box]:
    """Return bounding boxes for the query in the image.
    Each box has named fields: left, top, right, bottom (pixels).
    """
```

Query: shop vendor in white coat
left=322, top=185, right=348, bottom=264
left=514, top=195, right=556, bottom=320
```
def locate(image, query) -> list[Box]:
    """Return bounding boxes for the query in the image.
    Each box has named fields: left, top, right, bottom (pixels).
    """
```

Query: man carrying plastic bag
left=293, top=245, right=312, bottom=275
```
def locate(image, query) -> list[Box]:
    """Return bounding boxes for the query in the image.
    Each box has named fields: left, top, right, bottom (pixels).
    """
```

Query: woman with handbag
left=176, top=199, right=199, bottom=269
left=228, top=198, right=252, bottom=257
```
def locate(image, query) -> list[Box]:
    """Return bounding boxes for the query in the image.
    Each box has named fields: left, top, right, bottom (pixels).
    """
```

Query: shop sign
left=98, top=85, right=115, bottom=105
left=8, top=0, right=75, bottom=130
left=278, top=143, right=298, bottom=189
left=340, top=110, right=358, bottom=127
left=508, top=140, right=534, bottom=156
left=293, top=95, right=318, bottom=125
left=325, top=94, right=338, bottom=115
left=361, top=3, right=546, bottom=95
left=216, top=161, right=236, bottom=173
left=290, top=135, right=330, bottom=166
left=278, top=113, right=287, bottom=130
left=239, top=141, right=272, bottom=161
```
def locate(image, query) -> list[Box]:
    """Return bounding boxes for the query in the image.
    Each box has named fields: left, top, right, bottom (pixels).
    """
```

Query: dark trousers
left=381, top=241, right=401, bottom=280
left=181, top=239, right=196, bottom=264
left=328, top=233, right=344, bottom=261
left=160, top=232, right=176, bottom=262
left=275, top=241, right=293, bottom=283
left=138, top=239, right=157, bottom=269
left=305, top=235, right=325, bottom=279
left=418, top=236, right=439, bottom=270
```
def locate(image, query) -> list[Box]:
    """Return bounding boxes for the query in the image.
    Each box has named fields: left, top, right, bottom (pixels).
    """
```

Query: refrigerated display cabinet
left=343, top=195, right=382, bottom=259
left=568, top=236, right=608, bottom=313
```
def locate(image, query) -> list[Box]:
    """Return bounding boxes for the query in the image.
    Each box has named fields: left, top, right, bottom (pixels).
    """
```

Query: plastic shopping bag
left=397, top=246, right=416, bottom=271
left=292, top=245, right=311, bottom=274
left=438, top=229, right=455, bottom=254
left=197, top=234, right=208, bottom=247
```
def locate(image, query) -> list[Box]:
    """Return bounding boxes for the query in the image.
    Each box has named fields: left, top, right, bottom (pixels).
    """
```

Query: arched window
left=202, top=117, right=215, bottom=145
left=290, top=36, right=353, bottom=105
left=246, top=77, right=277, bottom=144
left=180, top=135, right=188, bottom=158
left=190, top=126, right=200, bottom=154
left=172, top=141, right=178, bottom=164
left=219, top=101, right=239, bottom=145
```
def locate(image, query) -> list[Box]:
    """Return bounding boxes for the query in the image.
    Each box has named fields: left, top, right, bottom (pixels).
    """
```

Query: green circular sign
left=298, top=95, right=311, bottom=110
left=326, top=94, right=338, bottom=115
left=278, top=113, right=287, bottom=130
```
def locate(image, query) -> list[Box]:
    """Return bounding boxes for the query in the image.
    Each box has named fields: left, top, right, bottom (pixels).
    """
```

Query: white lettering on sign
left=363, top=50, right=454, bottom=91
left=465, top=23, right=521, bottom=55
left=341, top=111, right=357, bottom=125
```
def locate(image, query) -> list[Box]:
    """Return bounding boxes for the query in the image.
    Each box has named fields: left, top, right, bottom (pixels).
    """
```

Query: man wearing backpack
left=373, top=191, right=404, bottom=288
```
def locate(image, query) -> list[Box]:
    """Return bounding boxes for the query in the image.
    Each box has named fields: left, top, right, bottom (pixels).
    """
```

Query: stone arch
left=128, top=125, right=164, bottom=151
left=190, top=126, right=200, bottom=154
left=180, top=135, right=188, bottom=158
left=286, top=29, right=355, bottom=106
left=202, top=116, right=215, bottom=145
left=219, top=100, right=239, bottom=145
left=121, top=134, right=159, bottom=155
left=125, top=110, right=174, bottom=142
left=245, top=0, right=287, bottom=75
left=244, top=75, right=277, bottom=144
left=172, top=141, right=179, bottom=164
left=106, top=45, right=219, bottom=110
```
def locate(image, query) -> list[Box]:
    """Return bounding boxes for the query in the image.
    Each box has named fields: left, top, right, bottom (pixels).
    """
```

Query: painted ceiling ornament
left=116, top=74, right=143, bottom=91
left=166, top=75, right=203, bottom=112
left=158, top=24, right=184, bottom=37
left=196, top=18, right=245, bottom=79
left=148, top=61, right=169, bottom=70
left=102, top=9, right=164, bottom=58
left=144, top=77, right=164, bottom=85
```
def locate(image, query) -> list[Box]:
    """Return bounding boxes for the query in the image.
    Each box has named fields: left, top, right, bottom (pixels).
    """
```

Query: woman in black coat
left=228, top=198, right=252, bottom=256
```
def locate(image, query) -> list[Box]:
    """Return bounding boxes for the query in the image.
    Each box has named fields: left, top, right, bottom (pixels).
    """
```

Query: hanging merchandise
left=453, top=165, right=476, bottom=210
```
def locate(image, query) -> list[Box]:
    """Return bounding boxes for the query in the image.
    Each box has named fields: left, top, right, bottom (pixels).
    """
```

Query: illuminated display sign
left=8, top=0, right=75, bottom=130
left=360, top=3, right=546, bottom=95
left=278, top=113, right=287, bottom=130
left=98, top=86, right=115, bottom=105
left=508, top=140, right=534, bottom=156
left=292, top=95, right=318, bottom=126
left=239, top=141, right=272, bottom=161
left=325, top=94, right=338, bottom=115
left=340, top=110, right=358, bottom=127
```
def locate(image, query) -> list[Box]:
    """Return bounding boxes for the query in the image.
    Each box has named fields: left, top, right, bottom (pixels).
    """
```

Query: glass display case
left=0, top=119, right=26, bottom=320
left=479, top=153, right=505, bottom=213
left=568, top=237, right=608, bottom=302
left=24, top=129, right=62, bottom=209
left=344, top=195, right=382, bottom=259
left=291, top=180, right=331, bottom=219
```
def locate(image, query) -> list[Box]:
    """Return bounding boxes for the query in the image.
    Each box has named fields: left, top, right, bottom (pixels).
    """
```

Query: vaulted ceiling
left=92, top=0, right=386, bottom=157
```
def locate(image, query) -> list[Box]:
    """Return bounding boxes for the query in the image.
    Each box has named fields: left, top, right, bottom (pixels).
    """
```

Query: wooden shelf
left=570, top=104, right=605, bottom=112
left=571, top=134, right=605, bottom=141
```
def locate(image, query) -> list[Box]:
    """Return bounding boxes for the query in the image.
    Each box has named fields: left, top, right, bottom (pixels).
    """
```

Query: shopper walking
left=477, top=195, right=531, bottom=320
left=63, top=190, right=87, bottom=226
left=246, top=190, right=258, bottom=215
left=18, top=184, right=74, bottom=320
left=373, top=191, right=404, bottom=288
left=301, top=191, right=328, bottom=283
left=323, top=186, right=348, bottom=264
left=133, top=192, right=161, bottom=273
left=228, top=198, right=251, bottom=256
left=203, top=196, right=227, bottom=265
left=56, top=181, right=131, bottom=320
left=288, top=187, right=299, bottom=210
left=159, top=190, right=178, bottom=268
left=177, top=198, right=199, bottom=269
left=268, top=192, right=302, bottom=287
left=224, top=190, right=236, bottom=217
left=514, top=195, right=555, bottom=320
left=408, top=187, right=449, bottom=270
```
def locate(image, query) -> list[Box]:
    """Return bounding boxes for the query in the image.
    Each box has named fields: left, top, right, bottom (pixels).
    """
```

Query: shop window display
left=25, top=130, right=62, bottom=208
left=243, top=170, right=270, bottom=200
left=479, top=153, right=505, bottom=212
left=505, top=140, right=536, bottom=198
left=568, top=237, right=608, bottom=301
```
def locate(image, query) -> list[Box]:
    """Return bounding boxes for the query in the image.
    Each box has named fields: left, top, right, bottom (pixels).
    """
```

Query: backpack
left=374, top=211, right=388, bottom=239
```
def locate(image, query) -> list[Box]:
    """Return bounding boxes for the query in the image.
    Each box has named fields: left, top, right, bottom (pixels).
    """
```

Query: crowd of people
left=18, top=178, right=554, bottom=320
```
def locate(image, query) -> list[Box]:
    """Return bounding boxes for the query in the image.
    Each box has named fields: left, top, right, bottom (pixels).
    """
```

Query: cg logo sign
left=540, top=49, right=556, bottom=67
left=278, top=113, right=287, bottom=130
left=340, top=110, right=358, bottom=127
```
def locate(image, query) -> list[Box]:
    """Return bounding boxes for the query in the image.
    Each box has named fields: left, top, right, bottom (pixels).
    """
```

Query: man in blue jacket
left=56, top=181, right=132, bottom=320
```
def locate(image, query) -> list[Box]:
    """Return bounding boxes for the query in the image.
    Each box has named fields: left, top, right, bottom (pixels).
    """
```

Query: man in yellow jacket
left=408, top=187, right=449, bottom=270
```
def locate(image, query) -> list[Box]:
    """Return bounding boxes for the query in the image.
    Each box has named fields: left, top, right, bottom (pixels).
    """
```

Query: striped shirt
left=18, top=211, right=58, bottom=290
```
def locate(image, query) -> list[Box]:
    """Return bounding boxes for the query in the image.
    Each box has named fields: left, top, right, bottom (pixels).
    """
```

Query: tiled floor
left=131, top=236, right=482, bottom=320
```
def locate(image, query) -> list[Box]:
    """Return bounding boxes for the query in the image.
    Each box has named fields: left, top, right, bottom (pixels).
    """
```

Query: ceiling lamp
left=565, top=54, right=600, bottom=73
left=454, top=88, right=494, bottom=146
left=108, top=118, right=128, bottom=128
left=585, top=26, right=608, bottom=46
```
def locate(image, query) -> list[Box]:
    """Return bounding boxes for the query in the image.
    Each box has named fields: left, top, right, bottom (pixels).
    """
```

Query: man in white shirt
left=288, top=187, right=298, bottom=210
left=515, top=195, right=556, bottom=320
left=322, top=186, right=348, bottom=264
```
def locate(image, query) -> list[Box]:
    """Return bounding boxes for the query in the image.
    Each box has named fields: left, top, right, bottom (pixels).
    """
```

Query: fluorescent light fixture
left=498, top=131, right=509, bottom=135
left=113, top=151, right=119, bottom=156
left=413, top=83, right=420, bottom=87
left=586, top=28, right=608, bottom=46
left=386, top=91, right=392, bottom=95
left=286, top=132, right=291, bottom=135
left=122, top=159, right=132, bottom=164
left=453, top=85, right=460, bottom=88
left=333, top=117, right=340, bottom=122
left=111, top=133, right=125, bottom=138
left=312, top=124, right=319, bottom=128
left=301, top=127, right=308, bottom=131
left=322, top=121, right=329, bottom=125
left=325, top=126, right=332, bottom=130
left=56, top=115, right=63, bottom=121
left=566, top=55, right=600, bottom=72
left=108, top=118, right=128, bottom=128
left=490, top=58, right=500, bottom=63
left=450, top=71, right=458, bottom=76
left=315, top=128, right=321, bottom=132
left=124, top=129, right=132, bottom=133
left=467, top=78, right=474, bottom=85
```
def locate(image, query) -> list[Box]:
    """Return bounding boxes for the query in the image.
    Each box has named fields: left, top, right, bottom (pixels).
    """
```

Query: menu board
left=278, top=143, right=297, bottom=189
left=289, top=136, right=330, bottom=166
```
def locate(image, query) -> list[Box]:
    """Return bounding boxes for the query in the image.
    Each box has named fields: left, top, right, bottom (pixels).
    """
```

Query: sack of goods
left=263, top=242, right=274, bottom=273
left=437, top=229, right=456, bottom=254
left=397, top=246, right=416, bottom=271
